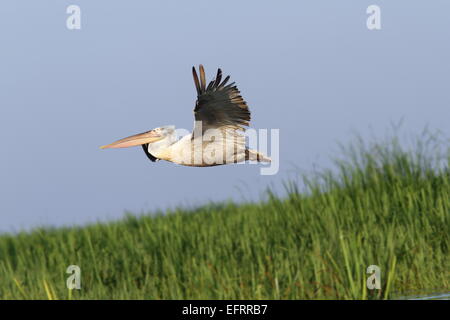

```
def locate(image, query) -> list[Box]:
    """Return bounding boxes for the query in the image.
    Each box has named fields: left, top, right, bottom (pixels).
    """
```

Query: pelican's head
left=100, top=125, right=176, bottom=149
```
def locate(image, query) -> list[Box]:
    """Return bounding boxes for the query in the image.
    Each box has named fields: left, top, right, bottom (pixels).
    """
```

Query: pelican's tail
left=245, top=149, right=271, bottom=163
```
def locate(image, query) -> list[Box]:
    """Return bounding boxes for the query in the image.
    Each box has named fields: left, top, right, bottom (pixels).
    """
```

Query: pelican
left=100, top=65, right=271, bottom=167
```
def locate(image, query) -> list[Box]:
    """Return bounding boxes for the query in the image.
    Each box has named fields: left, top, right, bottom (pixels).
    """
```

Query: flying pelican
left=100, top=65, right=271, bottom=167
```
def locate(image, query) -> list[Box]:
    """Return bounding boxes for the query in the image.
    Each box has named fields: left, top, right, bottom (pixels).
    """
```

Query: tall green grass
left=0, top=133, right=448, bottom=299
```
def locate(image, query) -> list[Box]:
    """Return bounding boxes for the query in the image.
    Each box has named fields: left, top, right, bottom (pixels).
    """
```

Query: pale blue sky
left=0, top=1, right=449, bottom=232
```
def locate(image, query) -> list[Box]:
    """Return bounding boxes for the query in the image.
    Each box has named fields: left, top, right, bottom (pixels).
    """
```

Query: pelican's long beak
left=100, top=130, right=163, bottom=149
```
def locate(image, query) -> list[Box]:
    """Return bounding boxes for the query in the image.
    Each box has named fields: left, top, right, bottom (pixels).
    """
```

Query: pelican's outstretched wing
left=191, top=65, right=250, bottom=136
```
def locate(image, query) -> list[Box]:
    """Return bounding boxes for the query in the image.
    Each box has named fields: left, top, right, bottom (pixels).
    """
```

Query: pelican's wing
left=191, top=65, right=250, bottom=136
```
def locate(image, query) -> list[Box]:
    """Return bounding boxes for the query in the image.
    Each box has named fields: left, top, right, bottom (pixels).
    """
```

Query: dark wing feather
left=192, top=65, right=250, bottom=135
left=192, top=67, right=201, bottom=95
left=199, top=65, right=206, bottom=92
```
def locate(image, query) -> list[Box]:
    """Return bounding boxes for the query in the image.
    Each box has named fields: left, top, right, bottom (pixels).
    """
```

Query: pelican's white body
left=147, top=126, right=267, bottom=166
